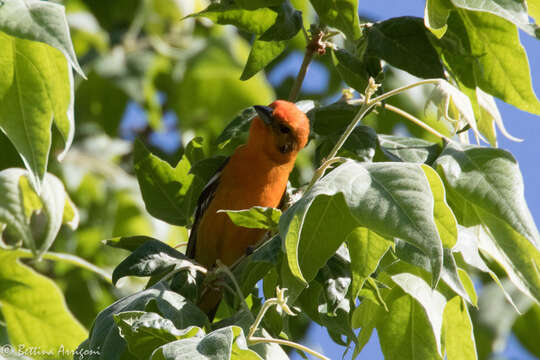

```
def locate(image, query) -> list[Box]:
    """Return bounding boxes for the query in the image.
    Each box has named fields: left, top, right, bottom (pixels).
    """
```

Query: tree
left=0, top=0, right=539, bottom=359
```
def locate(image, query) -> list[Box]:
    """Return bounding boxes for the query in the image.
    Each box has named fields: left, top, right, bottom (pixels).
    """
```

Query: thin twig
left=288, top=30, right=325, bottom=102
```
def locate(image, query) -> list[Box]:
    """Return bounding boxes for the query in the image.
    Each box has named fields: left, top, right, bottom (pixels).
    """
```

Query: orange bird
left=186, top=100, right=310, bottom=312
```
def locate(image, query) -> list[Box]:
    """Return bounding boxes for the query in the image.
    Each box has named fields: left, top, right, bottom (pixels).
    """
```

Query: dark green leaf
left=112, top=239, right=195, bottom=285
left=259, top=3, right=302, bottom=41
left=315, top=125, right=378, bottom=164
left=235, top=0, right=285, bottom=10
left=134, top=139, right=204, bottom=227
left=308, top=102, right=358, bottom=136
left=331, top=49, right=382, bottom=93
left=363, top=17, right=445, bottom=79
left=104, top=235, right=156, bottom=252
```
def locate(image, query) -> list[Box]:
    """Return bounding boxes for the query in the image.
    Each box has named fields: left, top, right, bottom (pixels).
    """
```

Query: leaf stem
left=368, top=78, right=441, bottom=105
left=14, top=248, right=113, bottom=284
left=381, top=103, right=458, bottom=145
left=247, top=294, right=329, bottom=360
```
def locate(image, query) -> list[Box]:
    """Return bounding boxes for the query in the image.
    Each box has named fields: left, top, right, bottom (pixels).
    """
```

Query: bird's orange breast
left=194, top=145, right=294, bottom=268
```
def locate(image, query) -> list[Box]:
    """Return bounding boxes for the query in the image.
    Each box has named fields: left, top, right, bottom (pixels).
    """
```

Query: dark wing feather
left=186, top=157, right=230, bottom=259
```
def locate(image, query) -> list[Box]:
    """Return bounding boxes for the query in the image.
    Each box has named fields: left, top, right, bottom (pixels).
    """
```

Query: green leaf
left=315, top=125, right=378, bottom=164
left=513, top=304, right=540, bottom=357
left=220, top=206, right=282, bottom=230
left=240, top=39, right=286, bottom=80
left=134, top=139, right=204, bottom=227
left=235, top=0, right=285, bottom=10
left=0, top=249, right=87, bottom=358
left=280, top=161, right=444, bottom=297
left=451, top=0, right=538, bottom=36
left=394, top=240, right=472, bottom=304
left=104, top=235, right=158, bottom=252
left=377, top=287, right=442, bottom=360
left=351, top=298, right=379, bottom=356
left=377, top=135, right=441, bottom=164
left=362, top=17, right=445, bottom=79
left=308, top=102, right=358, bottom=136
left=259, top=2, right=302, bottom=41
left=151, top=326, right=262, bottom=360
left=112, top=239, right=195, bottom=285
left=421, top=165, right=457, bottom=249
left=309, top=0, right=361, bottom=39
left=114, top=311, right=203, bottom=360
left=233, top=235, right=282, bottom=296
left=435, top=144, right=540, bottom=303
left=390, top=272, right=446, bottom=355
left=0, top=33, right=74, bottom=187
left=187, top=3, right=277, bottom=35
left=442, top=296, right=477, bottom=360
left=347, top=227, right=393, bottom=300
left=0, top=0, right=84, bottom=75
left=457, top=9, right=540, bottom=115
left=0, top=168, right=75, bottom=257
left=174, top=36, right=275, bottom=133
left=454, top=225, right=515, bottom=308
left=215, top=107, right=257, bottom=149
left=330, top=48, right=382, bottom=93
left=424, top=0, right=452, bottom=38
left=79, top=283, right=209, bottom=360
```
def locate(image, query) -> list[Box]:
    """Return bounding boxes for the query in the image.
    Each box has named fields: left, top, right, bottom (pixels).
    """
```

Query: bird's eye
left=279, top=124, right=291, bottom=134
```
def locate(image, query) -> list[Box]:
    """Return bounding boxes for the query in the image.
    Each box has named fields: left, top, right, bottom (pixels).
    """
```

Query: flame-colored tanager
left=186, top=100, right=310, bottom=312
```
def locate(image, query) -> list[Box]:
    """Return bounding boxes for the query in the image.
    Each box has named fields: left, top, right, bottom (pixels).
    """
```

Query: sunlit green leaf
left=0, top=0, right=84, bottom=75
left=309, top=0, right=361, bottom=39
left=457, top=9, right=540, bottom=114
left=0, top=33, right=74, bottom=187
left=0, top=249, right=87, bottom=359
left=442, top=296, right=477, bottom=360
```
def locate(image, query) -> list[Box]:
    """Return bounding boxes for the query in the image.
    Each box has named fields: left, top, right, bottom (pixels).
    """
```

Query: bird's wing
left=186, top=157, right=230, bottom=259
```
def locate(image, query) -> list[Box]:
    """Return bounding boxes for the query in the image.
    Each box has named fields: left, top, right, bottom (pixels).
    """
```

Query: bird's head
left=249, top=100, right=310, bottom=163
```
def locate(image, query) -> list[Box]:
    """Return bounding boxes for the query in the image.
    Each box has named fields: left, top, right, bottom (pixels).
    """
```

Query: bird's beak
left=254, top=105, right=274, bottom=126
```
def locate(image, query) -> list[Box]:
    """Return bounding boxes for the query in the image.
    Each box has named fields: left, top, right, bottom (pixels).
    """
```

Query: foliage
left=0, top=0, right=540, bottom=359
